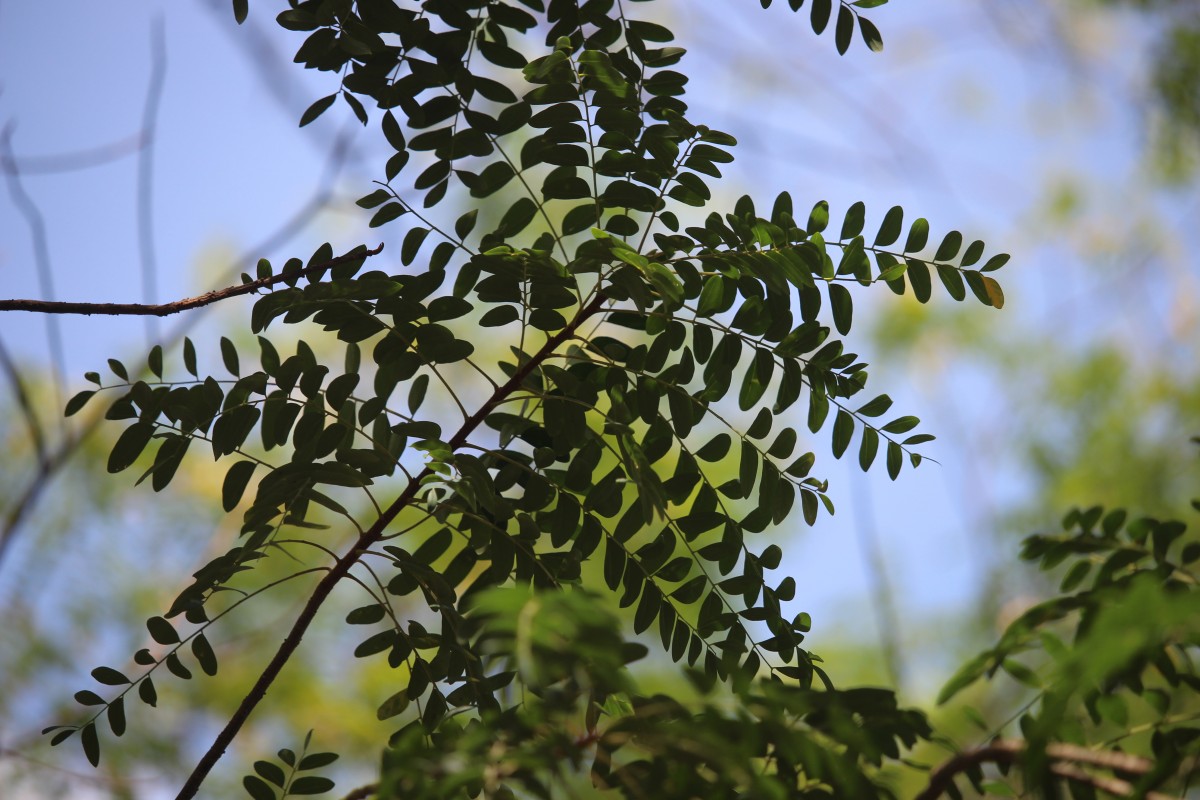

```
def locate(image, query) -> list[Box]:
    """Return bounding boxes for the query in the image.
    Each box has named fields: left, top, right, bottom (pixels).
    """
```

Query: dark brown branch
left=0, top=245, right=384, bottom=318
left=174, top=291, right=609, bottom=800
left=338, top=785, right=378, bottom=800
left=915, top=739, right=1172, bottom=800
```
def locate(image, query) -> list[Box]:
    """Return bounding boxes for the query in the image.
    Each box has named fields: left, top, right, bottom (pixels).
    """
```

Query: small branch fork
left=915, top=739, right=1176, bottom=800
left=173, top=291, right=608, bottom=800
left=0, top=244, right=384, bottom=318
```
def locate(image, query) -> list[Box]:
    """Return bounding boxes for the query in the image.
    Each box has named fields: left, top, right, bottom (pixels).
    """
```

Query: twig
left=1, top=123, right=67, bottom=410
left=0, top=432, right=75, bottom=567
left=848, top=470, right=905, bottom=689
left=0, top=134, right=145, bottom=174
left=339, top=785, right=378, bottom=800
left=915, top=739, right=1174, bottom=800
left=0, top=244, right=384, bottom=318
left=0, top=335, right=47, bottom=467
left=138, top=15, right=168, bottom=344
left=173, top=291, right=609, bottom=800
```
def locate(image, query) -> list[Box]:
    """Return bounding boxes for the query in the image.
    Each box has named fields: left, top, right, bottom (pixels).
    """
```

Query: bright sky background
left=1, top=2, right=1197, bottom=788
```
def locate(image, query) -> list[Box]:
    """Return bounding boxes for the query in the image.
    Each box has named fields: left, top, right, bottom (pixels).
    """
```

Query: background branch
left=1, top=123, right=67, bottom=410
left=137, top=15, right=167, bottom=344
left=915, top=739, right=1171, bottom=800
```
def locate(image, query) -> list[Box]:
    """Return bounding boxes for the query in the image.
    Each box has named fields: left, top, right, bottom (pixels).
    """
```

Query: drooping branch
left=173, top=291, right=609, bottom=800
left=0, top=244, right=384, bottom=318
left=915, top=738, right=1172, bottom=800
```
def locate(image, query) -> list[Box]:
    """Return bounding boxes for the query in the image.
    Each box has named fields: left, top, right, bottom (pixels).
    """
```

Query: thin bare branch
left=138, top=15, right=168, bottom=344
left=1, top=123, right=67, bottom=408
left=848, top=472, right=905, bottom=689
left=0, top=134, right=144, bottom=174
left=0, top=431, right=74, bottom=566
left=0, top=335, right=47, bottom=467
left=0, top=245, right=384, bottom=318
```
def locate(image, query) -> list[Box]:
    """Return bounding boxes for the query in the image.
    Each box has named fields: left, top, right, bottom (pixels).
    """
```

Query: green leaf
left=981, top=253, right=1010, bottom=272
left=147, top=345, right=163, bottom=378
left=810, top=0, right=832, bottom=34
left=146, top=616, right=179, bottom=645
left=829, top=283, right=852, bottom=335
left=108, top=422, right=155, bottom=473
left=904, top=218, right=930, bottom=252
left=243, top=774, right=277, bottom=800
left=937, top=651, right=992, bottom=704
left=408, top=374, right=430, bottom=414
left=107, top=697, right=126, bottom=737
left=370, top=203, right=406, bottom=228
left=859, top=16, right=884, bottom=51
left=91, top=666, right=130, bottom=686
left=192, top=633, right=218, bottom=676
left=807, top=200, right=829, bottom=233
left=356, top=189, right=391, bottom=209
left=882, top=415, right=918, bottom=433
left=840, top=201, right=866, bottom=239
left=183, top=337, right=198, bottom=377
left=289, top=776, right=335, bottom=795
left=856, top=394, right=892, bottom=417
left=859, top=427, right=879, bottom=471
left=255, top=760, right=287, bottom=787
left=65, top=389, right=96, bottom=417
left=934, top=230, right=963, bottom=261
left=220, top=337, right=240, bottom=376
left=222, top=460, right=257, bottom=512
left=343, top=91, right=367, bottom=125
left=139, top=678, right=157, bottom=707
left=886, top=441, right=902, bottom=479
left=232, top=0, right=248, bottom=24
left=480, top=305, right=519, bottom=327
left=299, top=752, right=339, bottom=770
left=696, top=433, right=732, bottom=462
left=874, top=205, right=903, bottom=246
left=81, top=722, right=100, bottom=767
left=300, top=93, right=337, bottom=127
left=831, top=409, right=854, bottom=458
left=377, top=689, right=410, bottom=720
left=835, top=4, right=854, bottom=54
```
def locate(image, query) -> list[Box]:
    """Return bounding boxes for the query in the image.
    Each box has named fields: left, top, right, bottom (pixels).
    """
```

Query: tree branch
left=2, top=123, right=67, bottom=408
left=174, top=291, right=608, bottom=800
left=0, top=244, right=384, bottom=318
left=137, top=14, right=168, bottom=343
left=915, top=739, right=1173, bottom=800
